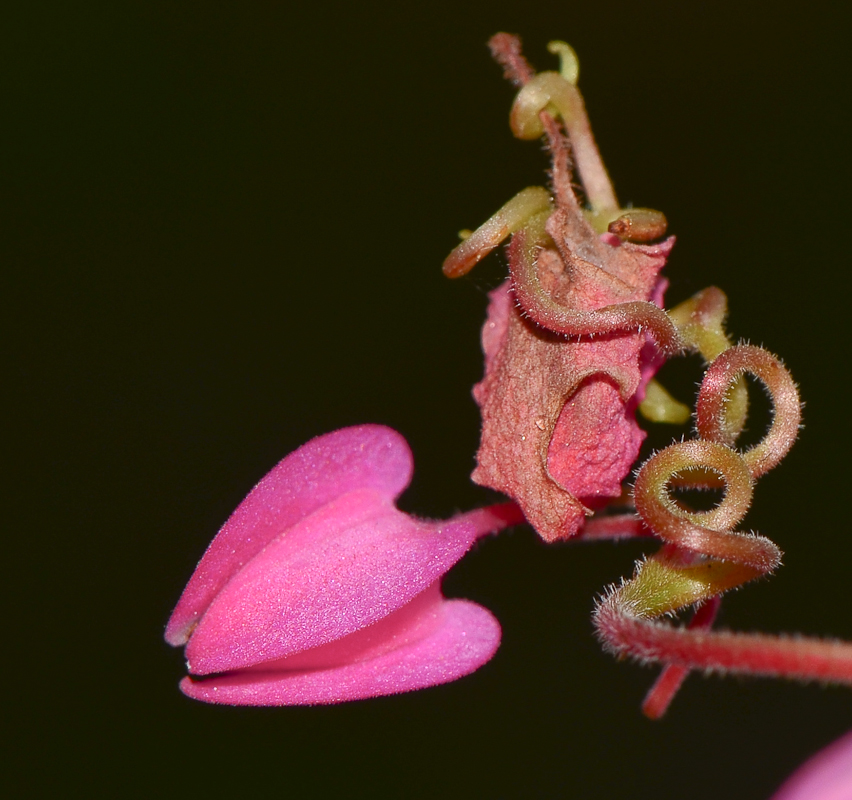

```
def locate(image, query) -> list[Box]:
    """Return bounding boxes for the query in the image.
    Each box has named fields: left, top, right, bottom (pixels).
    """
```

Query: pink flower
left=771, top=730, right=852, bottom=800
left=164, top=424, right=519, bottom=705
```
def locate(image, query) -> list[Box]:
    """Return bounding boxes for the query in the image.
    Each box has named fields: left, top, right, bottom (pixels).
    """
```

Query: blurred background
left=8, top=1, right=851, bottom=797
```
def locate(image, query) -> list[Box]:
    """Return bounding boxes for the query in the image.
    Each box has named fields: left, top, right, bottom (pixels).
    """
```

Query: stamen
left=546, top=40, right=579, bottom=84
left=509, top=72, right=619, bottom=214
left=669, top=287, right=732, bottom=361
left=639, top=379, right=692, bottom=425
left=669, top=287, right=748, bottom=439
left=607, top=209, right=668, bottom=243
left=442, top=187, right=552, bottom=278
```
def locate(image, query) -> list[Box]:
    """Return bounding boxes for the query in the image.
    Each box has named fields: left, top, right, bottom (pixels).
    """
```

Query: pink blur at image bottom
left=772, top=729, right=852, bottom=800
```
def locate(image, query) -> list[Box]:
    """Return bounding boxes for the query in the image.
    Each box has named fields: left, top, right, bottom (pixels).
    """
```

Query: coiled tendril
left=594, top=342, right=852, bottom=718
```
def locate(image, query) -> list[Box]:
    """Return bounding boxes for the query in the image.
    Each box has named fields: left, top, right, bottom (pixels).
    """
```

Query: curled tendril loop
left=697, top=344, right=802, bottom=478
left=546, top=41, right=579, bottom=84
left=633, top=440, right=780, bottom=572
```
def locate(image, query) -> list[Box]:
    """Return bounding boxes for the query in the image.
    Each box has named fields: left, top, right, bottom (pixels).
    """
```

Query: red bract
left=471, top=230, right=671, bottom=542
left=165, top=425, right=519, bottom=705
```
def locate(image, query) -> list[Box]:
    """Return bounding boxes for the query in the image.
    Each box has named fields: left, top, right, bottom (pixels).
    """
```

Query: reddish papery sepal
left=165, top=425, right=412, bottom=647
left=180, top=584, right=501, bottom=706
left=471, top=236, right=671, bottom=541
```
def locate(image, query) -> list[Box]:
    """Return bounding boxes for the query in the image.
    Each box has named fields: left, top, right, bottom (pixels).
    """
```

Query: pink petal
left=165, top=425, right=412, bottom=646
left=179, top=583, right=501, bottom=705
left=772, top=729, right=852, bottom=800
left=184, top=491, right=489, bottom=675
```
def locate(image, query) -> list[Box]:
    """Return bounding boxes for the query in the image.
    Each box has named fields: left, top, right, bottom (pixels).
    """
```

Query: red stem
left=488, top=33, right=535, bottom=86
left=596, top=597, right=852, bottom=685
left=641, top=597, right=721, bottom=719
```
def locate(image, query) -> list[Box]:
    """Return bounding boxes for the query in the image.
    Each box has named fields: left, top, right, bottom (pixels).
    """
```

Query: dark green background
left=10, top=2, right=851, bottom=797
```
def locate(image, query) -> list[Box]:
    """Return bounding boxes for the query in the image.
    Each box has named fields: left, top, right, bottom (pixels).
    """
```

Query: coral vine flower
left=165, top=425, right=519, bottom=705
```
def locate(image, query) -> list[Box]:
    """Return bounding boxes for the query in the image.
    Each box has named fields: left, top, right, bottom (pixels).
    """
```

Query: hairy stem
left=596, top=598, right=852, bottom=688
left=641, top=597, right=721, bottom=719
left=508, top=227, right=683, bottom=355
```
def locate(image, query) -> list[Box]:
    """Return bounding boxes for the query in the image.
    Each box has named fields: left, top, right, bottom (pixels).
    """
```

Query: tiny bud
left=608, top=209, right=668, bottom=242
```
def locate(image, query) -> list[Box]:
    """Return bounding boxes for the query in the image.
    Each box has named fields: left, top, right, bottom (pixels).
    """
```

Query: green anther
left=547, top=40, right=579, bottom=85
